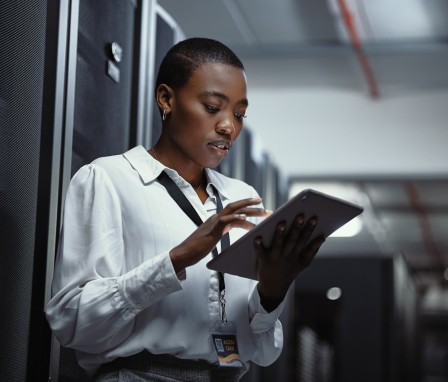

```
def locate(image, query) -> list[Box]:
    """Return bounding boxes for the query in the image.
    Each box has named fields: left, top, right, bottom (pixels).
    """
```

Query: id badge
left=210, top=320, right=243, bottom=368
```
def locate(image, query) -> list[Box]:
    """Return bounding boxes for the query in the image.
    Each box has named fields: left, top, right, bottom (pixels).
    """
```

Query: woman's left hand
left=254, top=214, right=326, bottom=312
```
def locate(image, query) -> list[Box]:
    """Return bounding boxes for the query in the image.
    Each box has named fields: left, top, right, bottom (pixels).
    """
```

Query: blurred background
left=0, top=0, right=447, bottom=381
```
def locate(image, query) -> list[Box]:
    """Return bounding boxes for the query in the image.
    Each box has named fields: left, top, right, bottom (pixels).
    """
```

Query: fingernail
left=311, top=218, right=317, bottom=226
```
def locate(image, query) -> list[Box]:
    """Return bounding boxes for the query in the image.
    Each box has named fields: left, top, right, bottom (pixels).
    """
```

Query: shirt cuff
left=248, top=286, right=286, bottom=334
left=176, top=268, right=187, bottom=281
left=117, top=251, right=183, bottom=313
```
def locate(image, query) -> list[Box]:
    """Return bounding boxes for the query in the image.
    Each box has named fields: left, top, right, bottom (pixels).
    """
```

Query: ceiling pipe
left=405, top=183, right=444, bottom=268
left=337, top=0, right=380, bottom=98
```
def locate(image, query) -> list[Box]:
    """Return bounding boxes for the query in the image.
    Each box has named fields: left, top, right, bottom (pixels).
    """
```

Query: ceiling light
left=289, top=182, right=365, bottom=237
left=326, top=287, right=342, bottom=300
left=330, top=216, right=363, bottom=237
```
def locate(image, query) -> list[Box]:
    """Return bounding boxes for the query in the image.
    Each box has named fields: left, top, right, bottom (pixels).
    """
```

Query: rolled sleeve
left=246, top=285, right=285, bottom=366
left=248, top=286, right=285, bottom=331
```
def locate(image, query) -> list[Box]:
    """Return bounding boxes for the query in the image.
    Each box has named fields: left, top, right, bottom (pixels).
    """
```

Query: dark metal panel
left=0, top=0, right=61, bottom=380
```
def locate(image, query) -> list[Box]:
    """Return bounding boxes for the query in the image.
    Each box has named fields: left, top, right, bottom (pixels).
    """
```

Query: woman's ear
left=156, top=84, right=173, bottom=114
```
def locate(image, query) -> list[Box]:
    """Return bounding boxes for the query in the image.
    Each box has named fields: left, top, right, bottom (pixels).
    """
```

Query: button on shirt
left=46, top=146, right=285, bottom=375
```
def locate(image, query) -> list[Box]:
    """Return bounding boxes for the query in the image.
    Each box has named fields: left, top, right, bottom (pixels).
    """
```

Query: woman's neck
left=149, top=145, right=205, bottom=189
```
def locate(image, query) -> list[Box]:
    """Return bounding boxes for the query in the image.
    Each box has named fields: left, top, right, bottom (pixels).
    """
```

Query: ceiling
left=158, top=0, right=448, bottom=303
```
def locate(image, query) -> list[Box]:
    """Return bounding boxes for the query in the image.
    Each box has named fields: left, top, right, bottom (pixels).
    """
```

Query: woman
left=46, top=37, right=325, bottom=381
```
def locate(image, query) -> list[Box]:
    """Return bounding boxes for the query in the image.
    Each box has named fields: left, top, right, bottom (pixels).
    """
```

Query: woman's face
left=163, top=62, right=248, bottom=169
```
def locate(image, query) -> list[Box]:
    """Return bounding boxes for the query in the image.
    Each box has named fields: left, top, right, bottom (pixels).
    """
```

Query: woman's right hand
left=169, top=197, right=270, bottom=274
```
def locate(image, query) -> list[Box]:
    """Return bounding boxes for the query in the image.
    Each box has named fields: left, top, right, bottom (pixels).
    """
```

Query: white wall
left=243, top=58, right=448, bottom=178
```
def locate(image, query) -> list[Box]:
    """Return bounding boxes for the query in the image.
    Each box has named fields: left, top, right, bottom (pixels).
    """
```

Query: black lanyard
left=157, top=171, right=229, bottom=300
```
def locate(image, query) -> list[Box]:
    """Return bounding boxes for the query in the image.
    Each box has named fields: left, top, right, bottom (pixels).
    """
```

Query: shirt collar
left=123, top=145, right=163, bottom=184
left=205, top=168, right=230, bottom=201
left=123, top=146, right=230, bottom=201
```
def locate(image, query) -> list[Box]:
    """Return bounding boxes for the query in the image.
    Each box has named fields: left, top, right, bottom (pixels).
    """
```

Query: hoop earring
left=162, top=109, right=167, bottom=121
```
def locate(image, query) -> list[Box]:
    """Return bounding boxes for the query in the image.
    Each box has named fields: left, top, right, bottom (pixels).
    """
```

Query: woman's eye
left=235, top=113, right=247, bottom=121
left=205, top=105, right=219, bottom=113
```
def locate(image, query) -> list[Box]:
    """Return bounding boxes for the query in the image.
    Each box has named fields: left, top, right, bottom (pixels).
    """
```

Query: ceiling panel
left=378, top=212, right=423, bottom=242
left=360, top=0, right=448, bottom=40
left=243, top=55, right=361, bottom=90
left=369, top=49, right=448, bottom=94
left=158, top=0, right=244, bottom=43
left=416, top=181, right=448, bottom=207
left=237, top=0, right=339, bottom=44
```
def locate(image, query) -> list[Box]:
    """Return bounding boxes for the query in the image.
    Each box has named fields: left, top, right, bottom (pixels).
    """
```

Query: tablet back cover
left=206, top=189, right=363, bottom=280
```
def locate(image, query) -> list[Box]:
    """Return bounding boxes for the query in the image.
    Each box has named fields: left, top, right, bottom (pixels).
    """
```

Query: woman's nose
left=216, top=117, right=235, bottom=136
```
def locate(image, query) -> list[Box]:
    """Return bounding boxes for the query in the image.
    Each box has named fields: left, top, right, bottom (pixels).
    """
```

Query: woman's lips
left=208, top=139, right=231, bottom=157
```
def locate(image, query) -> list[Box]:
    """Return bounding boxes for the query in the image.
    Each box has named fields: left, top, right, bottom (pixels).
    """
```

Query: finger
left=311, top=236, right=326, bottom=252
left=222, top=197, right=262, bottom=215
left=222, top=218, right=256, bottom=234
left=297, top=236, right=325, bottom=269
left=219, top=213, right=247, bottom=225
left=218, top=207, right=271, bottom=236
left=253, top=236, right=266, bottom=264
left=237, top=207, right=272, bottom=218
left=282, top=214, right=305, bottom=256
left=292, top=216, right=317, bottom=252
left=202, top=212, right=254, bottom=238
left=218, top=212, right=259, bottom=233
left=270, top=221, right=287, bottom=261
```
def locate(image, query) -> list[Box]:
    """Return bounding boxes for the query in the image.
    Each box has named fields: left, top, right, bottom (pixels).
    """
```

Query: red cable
left=406, top=183, right=443, bottom=266
left=337, top=0, right=380, bottom=98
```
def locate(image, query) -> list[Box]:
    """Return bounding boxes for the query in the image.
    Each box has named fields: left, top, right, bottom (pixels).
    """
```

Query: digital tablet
left=206, top=189, right=364, bottom=280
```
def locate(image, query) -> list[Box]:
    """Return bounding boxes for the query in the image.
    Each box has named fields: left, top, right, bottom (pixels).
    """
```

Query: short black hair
left=155, top=37, right=244, bottom=94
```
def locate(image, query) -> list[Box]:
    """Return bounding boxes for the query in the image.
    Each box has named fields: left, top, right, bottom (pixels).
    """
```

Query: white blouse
left=46, top=145, right=284, bottom=375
